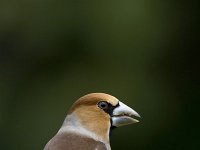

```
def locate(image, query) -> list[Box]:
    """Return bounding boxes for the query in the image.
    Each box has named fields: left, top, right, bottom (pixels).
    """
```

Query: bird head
left=65, top=93, right=140, bottom=142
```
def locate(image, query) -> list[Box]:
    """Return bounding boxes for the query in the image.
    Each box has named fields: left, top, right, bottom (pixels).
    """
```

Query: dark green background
left=0, top=0, right=199, bottom=150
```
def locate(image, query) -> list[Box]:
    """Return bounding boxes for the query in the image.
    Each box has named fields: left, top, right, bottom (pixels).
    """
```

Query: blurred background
left=0, top=0, right=199, bottom=150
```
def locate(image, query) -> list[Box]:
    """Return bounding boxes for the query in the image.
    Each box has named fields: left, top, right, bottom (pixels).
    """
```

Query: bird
left=44, top=93, right=140, bottom=150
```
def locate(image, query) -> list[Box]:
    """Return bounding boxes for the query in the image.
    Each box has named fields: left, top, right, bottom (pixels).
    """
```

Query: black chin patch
left=109, top=102, right=120, bottom=136
left=109, top=126, right=116, bottom=137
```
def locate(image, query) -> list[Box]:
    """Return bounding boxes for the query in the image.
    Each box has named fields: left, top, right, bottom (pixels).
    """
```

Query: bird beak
left=112, top=101, right=141, bottom=127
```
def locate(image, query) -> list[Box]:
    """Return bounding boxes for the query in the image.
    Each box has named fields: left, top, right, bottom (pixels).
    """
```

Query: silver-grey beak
left=112, top=101, right=140, bottom=127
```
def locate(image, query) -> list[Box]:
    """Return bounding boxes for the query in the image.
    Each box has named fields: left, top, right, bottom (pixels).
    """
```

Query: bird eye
left=98, top=101, right=109, bottom=110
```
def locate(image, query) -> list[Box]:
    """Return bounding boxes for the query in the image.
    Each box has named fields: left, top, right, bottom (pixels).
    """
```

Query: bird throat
left=61, top=111, right=110, bottom=144
left=74, top=107, right=111, bottom=143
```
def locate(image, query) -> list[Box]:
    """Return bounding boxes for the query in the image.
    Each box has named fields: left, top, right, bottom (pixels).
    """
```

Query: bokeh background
left=0, top=0, right=199, bottom=150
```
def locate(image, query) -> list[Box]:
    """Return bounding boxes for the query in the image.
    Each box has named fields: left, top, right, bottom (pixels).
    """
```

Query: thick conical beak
left=112, top=101, right=140, bottom=127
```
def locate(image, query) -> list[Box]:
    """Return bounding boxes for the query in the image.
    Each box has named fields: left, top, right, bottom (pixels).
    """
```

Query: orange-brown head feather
left=69, top=93, right=119, bottom=113
left=68, top=93, right=119, bottom=141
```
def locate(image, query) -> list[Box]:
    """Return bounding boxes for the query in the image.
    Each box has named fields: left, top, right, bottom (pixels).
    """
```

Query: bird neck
left=58, top=112, right=110, bottom=147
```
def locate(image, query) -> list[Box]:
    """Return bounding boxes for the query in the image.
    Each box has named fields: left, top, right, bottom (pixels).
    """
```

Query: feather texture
left=44, top=132, right=107, bottom=150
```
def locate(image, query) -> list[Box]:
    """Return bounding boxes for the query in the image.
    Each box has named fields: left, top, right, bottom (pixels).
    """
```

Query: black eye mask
left=97, top=101, right=119, bottom=116
left=97, top=101, right=120, bottom=136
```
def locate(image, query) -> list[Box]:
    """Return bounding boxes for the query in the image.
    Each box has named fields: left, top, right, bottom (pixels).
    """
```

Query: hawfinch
left=44, top=93, right=140, bottom=150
